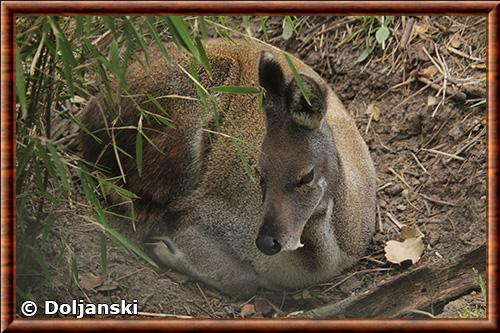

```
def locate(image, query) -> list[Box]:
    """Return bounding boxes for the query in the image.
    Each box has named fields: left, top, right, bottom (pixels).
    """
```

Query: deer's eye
left=297, top=169, right=314, bottom=187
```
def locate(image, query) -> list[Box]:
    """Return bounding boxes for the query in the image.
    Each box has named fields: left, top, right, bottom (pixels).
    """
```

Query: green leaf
left=195, top=37, right=212, bottom=76
left=79, top=165, right=107, bottom=226
left=242, top=16, right=251, bottom=30
left=151, top=113, right=174, bottom=127
left=15, top=48, right=28, bottom=119
left=144, top=17, right=172, bottom=63
left=108, top=41, right=125, bottom=87
left=47, top=17, right=76, bottom=95
left=384, top=16, right=395, bottom=26
left=231, top=138, right=255, bottom=182
left=258, top=89, right=265, bottom=113
left=357, top=44, right=376, bottom=63
left=135, top=130, right=143, bottom=177
left=106, top=181, right=139, bottom=200
left=105, top=227, right=158, bottom=267
left=35, top=142, right=57, bottom=180
left=42, top=213, right=55, bottom=241
left=71, top=255, right=79, bottom=285
left=102, top=16, right=117, bottom=37
left=197, top=16, right=209, bottom=40
left=182, top=64, right=209, bottom=105
left=259, top=17, right=269, bottom=41
left=283, top=52, right=311, bottom=106
left=70, top=112, right=103, bottom=144
left=282, top=17, right=296, bottom=41
left=100, top=234, right=108, bottom=276
left=124, top=18, right=149, bottom=62
left=210, top=85, right=261, bottom=94
left=16, top=140, right=34, bottom=182
left=375, top=26, right=390, bottom=44
left=165, top=16, right=199, bottom=59
left=47, top=143, right=71, bottom=193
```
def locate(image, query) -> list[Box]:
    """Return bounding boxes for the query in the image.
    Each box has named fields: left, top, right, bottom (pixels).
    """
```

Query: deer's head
left=255, top=51, right=340, bottom=256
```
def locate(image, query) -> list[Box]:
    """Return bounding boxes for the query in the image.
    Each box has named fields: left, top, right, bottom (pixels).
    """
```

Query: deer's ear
left=258, top=51, right=285, bottom=97
left=285, top=74, right=327, bottom=130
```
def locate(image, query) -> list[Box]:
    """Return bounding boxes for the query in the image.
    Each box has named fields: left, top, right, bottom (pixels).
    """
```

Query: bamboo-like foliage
left=15, top=16, right=306, bottom=300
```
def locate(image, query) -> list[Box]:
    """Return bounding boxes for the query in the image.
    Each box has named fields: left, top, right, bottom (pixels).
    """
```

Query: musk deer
left=80, top=39, right=376, bottom=298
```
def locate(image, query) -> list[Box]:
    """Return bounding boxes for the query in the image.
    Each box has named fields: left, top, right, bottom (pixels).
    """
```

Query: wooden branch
left=298, top=244, right=486, bottom=318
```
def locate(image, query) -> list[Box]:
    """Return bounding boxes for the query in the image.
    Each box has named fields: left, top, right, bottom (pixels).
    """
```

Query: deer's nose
left=256, top=235, right=281, bottom=255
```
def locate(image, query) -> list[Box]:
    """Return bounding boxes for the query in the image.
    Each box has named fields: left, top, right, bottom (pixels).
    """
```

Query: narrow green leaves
left=165, top=16, right=198, bottom=56
left=283, top=52, right=311, bottom=106
left=209, top=85, right=261, bottom=94
left=144, top=17, right=171, bottom=63
left=46, top=143, right=71, bottom=194
left=47, top=17, right=76, bottom=95
left=375, top=26, right=390, bottom=44
left=15, top=47, right=28, bottom=119
left=135, top=130, right=143, bottom=177
left=231, top=138, right=255, bottom=182
left=282, top=16, right=297, bottom=41
left=105, top=228, right=158, bottom=267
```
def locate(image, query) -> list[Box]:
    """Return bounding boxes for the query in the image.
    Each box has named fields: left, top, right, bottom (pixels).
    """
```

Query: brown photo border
left=1, top=1, right=498, bottom=331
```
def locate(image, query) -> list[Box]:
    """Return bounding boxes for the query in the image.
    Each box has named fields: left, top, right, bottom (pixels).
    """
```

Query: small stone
left=396, top=204, right=407, bottom=211
left=240, top=304, right=256, bottom=318
left=448, top=125, right=463, bottom=140
left=429, top=234, right=440, bottom=247
left=384, top=184, right=404, bottom=196
left=254, top=298, right=274, bottom=315
left=302, top=289, right=313, bottom=299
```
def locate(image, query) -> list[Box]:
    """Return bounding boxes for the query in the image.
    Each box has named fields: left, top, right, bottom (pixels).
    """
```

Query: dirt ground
left=17, top=16, right=486, bottom=318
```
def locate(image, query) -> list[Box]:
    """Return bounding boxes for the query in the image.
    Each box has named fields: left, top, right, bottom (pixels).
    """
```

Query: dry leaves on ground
left=384, top=225, right=425, bottom=266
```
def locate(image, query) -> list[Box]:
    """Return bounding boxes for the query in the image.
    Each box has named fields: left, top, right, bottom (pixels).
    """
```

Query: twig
left=377, top=182, right=393, bottom=192
left=137, top=311, right=193, bottom=318
left=377, top=204, right=383, bottom=233
left=419, top=193, right=456, bottom=207
left=322, top=268, right=393, bottom=293
left=399, top=18, right=415, bottom=50
left=375, top=77, right=413, bottom=101
left=196, top=283, right=217, bottom=318
left=447, top=46, right=484, bottom=62
left=421, top=148, right=465, bottom=161
left=116, top=267, right=147, bottom=281
left=416, top=76, right=466, bottom=102
left=410, top=152, right=428, bottom=174
left=386, top=212, right=404, bottom=230
left=388, top=167, right=413, bottom=190
left=393, top=83, right=431, bottom=110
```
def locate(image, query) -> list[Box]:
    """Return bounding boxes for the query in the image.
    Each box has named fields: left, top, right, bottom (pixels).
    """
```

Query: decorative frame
left=1, top=1, right=498, bottom=331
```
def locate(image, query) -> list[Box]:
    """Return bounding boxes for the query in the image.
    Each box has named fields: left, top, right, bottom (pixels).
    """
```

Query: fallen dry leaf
left=385, top=225, right=425, bottom=265
left=384, top=237, right=425, bottom=265
left=302, top=289, right=313, bottom=299
left=412, top=23, right=430, bottom=39
left=419, top=65, right=438, bottom=79
left=240, top=303, right=256, bottom=318
left=400, top=225, right=424, bottom=240
left=427, top=95, right=439, bottom=106
left=450, top=34, right=463, bottom=48
left=79, top=273, right=104, bottom=290
left=367, top=103, right=381, bottom=121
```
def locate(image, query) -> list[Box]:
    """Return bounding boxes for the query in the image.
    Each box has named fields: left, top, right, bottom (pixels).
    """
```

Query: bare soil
left=17, top=16, right=486, bottom=318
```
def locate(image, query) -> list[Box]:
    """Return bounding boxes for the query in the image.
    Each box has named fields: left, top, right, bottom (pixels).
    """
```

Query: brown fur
left=80, top=39, right=376, bottom=298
